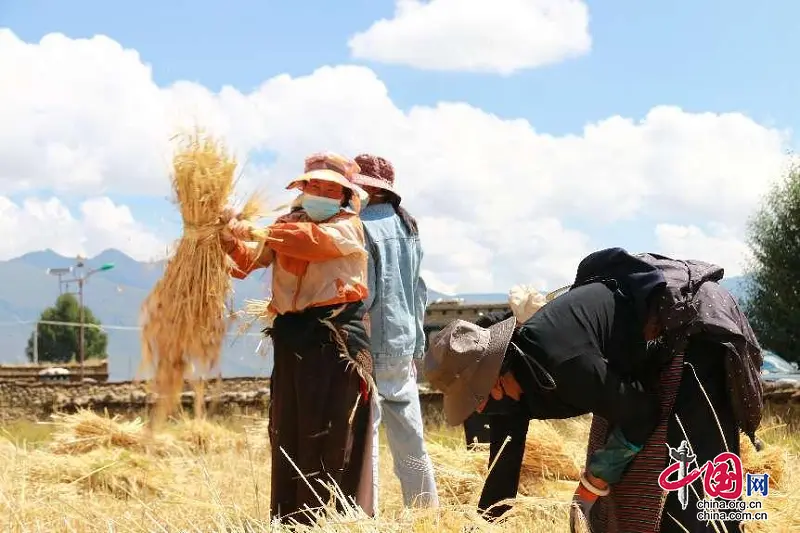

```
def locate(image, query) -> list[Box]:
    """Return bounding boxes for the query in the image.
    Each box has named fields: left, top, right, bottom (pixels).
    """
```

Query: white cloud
left=347, top=0, right=592, bottom=74
left=0, top=196, right=165, bottom=261
left=416, top=215, right=591, bottom=293
left=0, top=31, right=171, bottom=196
left=420, top=269, right=458, bottom=297
left=0, top=29, right=792, bottom=292
left=654, top=223, right=751, bottom=277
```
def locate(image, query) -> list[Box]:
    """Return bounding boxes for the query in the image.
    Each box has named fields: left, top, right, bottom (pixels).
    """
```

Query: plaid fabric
left=587, top=353, right=685, bottom=533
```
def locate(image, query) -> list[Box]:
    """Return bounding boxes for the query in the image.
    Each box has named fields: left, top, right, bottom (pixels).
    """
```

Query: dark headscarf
left=572, top=247, right=667, bottom=325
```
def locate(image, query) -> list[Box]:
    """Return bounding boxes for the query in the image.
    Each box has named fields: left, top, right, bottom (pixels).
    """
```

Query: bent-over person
left=424, top=248, right=763, bottom=533
left=424, top=255, right=664, bottom=523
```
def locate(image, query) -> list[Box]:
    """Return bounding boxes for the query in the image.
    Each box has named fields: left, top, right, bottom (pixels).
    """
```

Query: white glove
left=508, top=285, right=547, bottom=323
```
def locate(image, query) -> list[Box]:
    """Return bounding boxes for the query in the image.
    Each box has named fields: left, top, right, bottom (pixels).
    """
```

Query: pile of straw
left=42, top=410, right=257, bottom=463
left=426, top=439, right=487, bottom=504
left=740, top=433, right=788, bottom=489
left=139, top=132, right=262, bottom=423
left=25, top=447, right=169, bottom=499
left=49, top=411, right=149, bottom=454
left=521, top=420, right=583, bottom=482
left=425, top=420, right=585, bottom=505
left=176, top=417, right=252, bottom=454
left=2, top=410, right=799, bottom=532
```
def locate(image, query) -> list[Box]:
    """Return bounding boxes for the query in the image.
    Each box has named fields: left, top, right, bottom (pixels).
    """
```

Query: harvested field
left=0, top=411, right=796, bottom=532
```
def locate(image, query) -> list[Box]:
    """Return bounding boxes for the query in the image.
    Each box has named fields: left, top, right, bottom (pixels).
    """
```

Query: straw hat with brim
left=424, top=317, right=516, bottom=426
left=286, top=169, right=369, bottom=203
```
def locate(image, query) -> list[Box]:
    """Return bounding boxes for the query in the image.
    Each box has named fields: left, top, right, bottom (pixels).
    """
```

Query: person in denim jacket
left=352, top=153, right=439, bottom=510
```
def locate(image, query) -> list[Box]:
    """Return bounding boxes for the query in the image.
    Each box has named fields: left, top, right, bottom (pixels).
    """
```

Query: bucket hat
left=352, top=153, right=400, bottom=202
left=424, top=316, right=516, bottom=426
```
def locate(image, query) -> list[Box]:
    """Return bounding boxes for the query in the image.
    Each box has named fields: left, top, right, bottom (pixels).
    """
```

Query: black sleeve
left=477, top=414, right=529, bottom=521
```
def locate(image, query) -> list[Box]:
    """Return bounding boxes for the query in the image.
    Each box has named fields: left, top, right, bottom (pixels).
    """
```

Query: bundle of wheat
left=139, top=132, right=264, bottom=424
left=48, top=410, right=179, bottom=456
left=176, top=417, right=250, bottom=454
left=425, top=420, right=584, bottom=506
left=49, top=411, right=147, bottom=454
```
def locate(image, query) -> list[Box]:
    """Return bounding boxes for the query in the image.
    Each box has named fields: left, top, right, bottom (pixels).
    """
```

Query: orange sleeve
left=267, top=215, right=366, bottom=263
left=223, top=239, right=271, bottom=279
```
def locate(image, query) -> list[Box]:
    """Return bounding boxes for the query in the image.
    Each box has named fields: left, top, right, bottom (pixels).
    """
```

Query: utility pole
left=33, top=322, right=38, bottom=364
left=46, top=257, right=115, bottom=379
left=78, top=276, right=85, bottom=380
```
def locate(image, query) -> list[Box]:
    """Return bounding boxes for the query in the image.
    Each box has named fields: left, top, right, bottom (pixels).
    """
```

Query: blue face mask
left=301, top=194, right=341, bottom=221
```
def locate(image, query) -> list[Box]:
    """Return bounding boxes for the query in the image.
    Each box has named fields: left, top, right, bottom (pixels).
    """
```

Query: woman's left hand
left=219, top=207, right=236, bottom=224
left=228, top=219, right=255, bottom=240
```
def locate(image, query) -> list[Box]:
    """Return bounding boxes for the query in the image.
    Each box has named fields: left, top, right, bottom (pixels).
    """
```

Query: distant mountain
left=428, top=290, right=507, bottom=304
left=720, top=275, right=751, bottom=304
left=0, top=249, right=273, bottom=381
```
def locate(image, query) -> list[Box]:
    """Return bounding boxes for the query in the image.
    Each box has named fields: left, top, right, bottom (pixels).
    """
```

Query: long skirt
left=660, top=337, right=741, bottom=533
left=267, top=301, right=373, bottom=525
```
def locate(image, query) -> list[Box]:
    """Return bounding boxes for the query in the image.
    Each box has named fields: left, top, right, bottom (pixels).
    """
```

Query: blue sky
left=6, top=0, right=798, bottom=134
left=0, top=0, right=796, bottom=291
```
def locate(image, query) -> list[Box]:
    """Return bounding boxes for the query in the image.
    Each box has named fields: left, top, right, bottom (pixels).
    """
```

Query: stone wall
left=0, top=377, right=797, bottom=423
left=0, top=377, right=270, bottom=421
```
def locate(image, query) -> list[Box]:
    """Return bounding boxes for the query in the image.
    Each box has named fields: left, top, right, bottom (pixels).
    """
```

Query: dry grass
left=234, top=298, right=274, bottom=336
left=0, top=411, right=796, bottom=532
left=138, top=131, right=264, bottom=423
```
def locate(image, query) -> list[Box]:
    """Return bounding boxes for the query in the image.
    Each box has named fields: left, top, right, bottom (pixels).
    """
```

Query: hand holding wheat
left=222, top=219, right=255, bottom=242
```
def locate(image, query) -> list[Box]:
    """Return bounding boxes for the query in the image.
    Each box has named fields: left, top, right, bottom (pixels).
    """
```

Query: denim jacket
left=361, top=203, right=427, bottom=360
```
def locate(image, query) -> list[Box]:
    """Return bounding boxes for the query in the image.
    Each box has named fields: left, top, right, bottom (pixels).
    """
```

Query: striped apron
left=586, top=354, right=684, bottom=532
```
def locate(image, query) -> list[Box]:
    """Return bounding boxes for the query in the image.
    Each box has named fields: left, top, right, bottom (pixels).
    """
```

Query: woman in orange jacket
left=220, top=152, right=374, bottom=524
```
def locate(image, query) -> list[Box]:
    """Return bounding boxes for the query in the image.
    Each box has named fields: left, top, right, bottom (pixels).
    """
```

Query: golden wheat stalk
left=139, top=131, right=264, bottom=426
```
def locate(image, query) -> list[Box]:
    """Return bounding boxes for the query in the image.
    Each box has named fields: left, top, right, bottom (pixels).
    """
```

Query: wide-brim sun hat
left=424, top=316, right=516, bottom=426
left=285, top=169, right=369, bottom=204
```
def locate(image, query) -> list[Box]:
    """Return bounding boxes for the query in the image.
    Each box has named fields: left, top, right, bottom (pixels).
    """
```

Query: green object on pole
left=99, top=263, right=115, bottom=271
